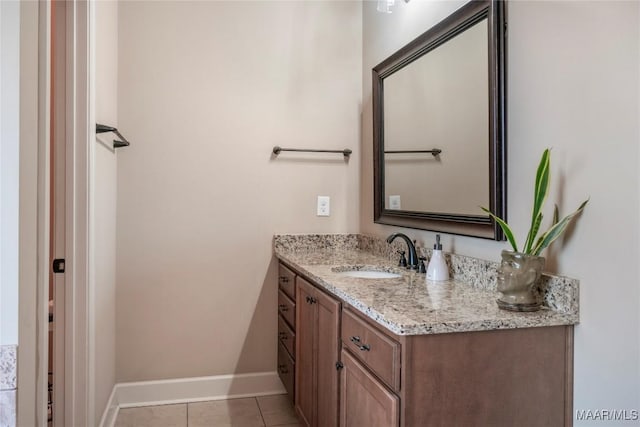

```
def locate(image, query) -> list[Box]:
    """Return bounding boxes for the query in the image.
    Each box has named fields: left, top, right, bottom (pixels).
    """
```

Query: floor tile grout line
left=255, top=396, right=267, bottom=426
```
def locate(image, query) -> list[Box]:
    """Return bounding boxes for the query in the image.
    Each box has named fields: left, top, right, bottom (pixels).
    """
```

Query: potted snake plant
left=482, top=149, right=588, bottom=311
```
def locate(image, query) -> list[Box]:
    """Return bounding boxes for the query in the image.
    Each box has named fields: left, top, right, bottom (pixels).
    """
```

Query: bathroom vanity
left=274, top=234, right=578, bottom=427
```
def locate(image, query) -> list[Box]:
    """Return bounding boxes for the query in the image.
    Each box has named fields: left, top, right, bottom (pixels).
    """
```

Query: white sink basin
left=337, top=270, right=402, bottom=279
left=334, top=269, right=402, bottom=279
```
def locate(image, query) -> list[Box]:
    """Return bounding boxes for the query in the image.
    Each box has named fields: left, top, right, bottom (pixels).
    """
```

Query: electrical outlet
left=389, top=195, right=401, bottom=210
left=317, top=196, right=330, bottom=216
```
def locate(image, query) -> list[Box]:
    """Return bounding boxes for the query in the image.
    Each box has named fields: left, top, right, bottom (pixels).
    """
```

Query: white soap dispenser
left=426, top=234, right=450, bottom=282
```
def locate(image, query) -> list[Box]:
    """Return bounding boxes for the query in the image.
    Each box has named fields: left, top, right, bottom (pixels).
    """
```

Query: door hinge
left=336, top=361, right=344, bottom=371
left=52, top=258, right=65, bottom=273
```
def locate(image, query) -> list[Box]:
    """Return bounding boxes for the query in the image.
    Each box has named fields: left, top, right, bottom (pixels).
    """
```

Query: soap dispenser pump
left=426, top=235, right=449, bottom=282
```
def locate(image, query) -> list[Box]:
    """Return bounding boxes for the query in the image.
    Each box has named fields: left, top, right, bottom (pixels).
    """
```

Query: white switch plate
left=389, top=195, right=401, bottom=210
left=317, top=196, right=330, bottom=216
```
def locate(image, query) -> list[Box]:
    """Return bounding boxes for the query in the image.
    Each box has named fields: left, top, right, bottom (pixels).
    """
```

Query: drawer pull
left=278, top=364, right=289, bottom=374
left=279, top=276, right=289, bottom=283
left=350, top=336, right=370, bottom=351
left=278, top=304, right=289, bottom=312
left=279, top=332, right=287, bottom=340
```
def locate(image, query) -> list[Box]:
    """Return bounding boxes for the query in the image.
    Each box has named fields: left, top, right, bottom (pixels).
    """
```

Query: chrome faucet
left=386, top=233, right=419, bottom=270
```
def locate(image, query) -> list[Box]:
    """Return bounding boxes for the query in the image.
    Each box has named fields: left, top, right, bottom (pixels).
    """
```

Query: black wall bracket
left=96, top=123, right=130, bottom=148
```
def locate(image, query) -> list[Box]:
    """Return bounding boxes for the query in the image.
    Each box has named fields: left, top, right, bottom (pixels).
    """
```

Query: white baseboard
left=98, top=386, right=119, bottom=427
left=99, top=371, right=285, bottom=427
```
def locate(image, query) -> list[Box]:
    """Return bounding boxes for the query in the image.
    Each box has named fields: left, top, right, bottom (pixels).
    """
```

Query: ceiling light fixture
left=376, top=0, right=409, bottom=14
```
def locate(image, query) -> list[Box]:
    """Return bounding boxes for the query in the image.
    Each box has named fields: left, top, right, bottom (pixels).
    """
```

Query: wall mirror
left=373, top=0, right=506, bottom=240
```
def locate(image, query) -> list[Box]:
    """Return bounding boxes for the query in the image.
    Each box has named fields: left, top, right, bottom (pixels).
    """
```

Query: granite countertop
left=274, top=235, right=579, bottom=336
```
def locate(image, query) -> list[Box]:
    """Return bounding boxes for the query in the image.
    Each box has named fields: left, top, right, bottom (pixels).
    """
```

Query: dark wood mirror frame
left=373, top=0, right=506, bottom=240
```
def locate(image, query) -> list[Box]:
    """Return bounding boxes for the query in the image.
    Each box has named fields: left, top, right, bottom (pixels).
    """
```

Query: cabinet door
left=315, top=288, right=340, bottom=427
left=296, top=278, right=316, bottom=427
left=340, top=349, right=399, bottom=427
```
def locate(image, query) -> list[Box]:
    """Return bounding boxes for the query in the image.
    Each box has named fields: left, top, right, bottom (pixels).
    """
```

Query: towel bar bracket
left=96, top=123, right=130, bottom=149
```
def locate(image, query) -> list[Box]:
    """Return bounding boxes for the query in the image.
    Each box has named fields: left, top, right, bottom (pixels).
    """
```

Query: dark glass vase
left=496, top=250, right=545, bottom=312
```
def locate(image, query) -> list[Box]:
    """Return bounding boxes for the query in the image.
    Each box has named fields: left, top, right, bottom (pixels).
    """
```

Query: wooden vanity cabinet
left=276, top=261, right=574, bottom=427
left=277, top=263, right=297, bottom=403
left=295, top=276, right=341, bottom=427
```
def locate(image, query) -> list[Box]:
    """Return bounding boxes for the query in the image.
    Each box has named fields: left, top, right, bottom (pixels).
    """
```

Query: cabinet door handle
left=279, top=276, right=289, bottom=283
left=278, top=364, right=289, bottom=374
left=278, top=304, right=288, bottom=312
left=306, top=296, right=317, bottom=305
left=278, top=332, right=288, bottom=340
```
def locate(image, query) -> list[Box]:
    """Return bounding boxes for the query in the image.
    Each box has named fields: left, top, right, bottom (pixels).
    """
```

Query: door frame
left=17, top=1, right=94, bottom=426
left=17, top=1, right=50, bottom=425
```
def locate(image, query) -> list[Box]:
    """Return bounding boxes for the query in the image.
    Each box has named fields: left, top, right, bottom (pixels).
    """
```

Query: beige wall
left=94, top=0, right=118, bottom=422
left=362, top=0, right=640, bottom=418
left=116, top=1, right=361, bottom=381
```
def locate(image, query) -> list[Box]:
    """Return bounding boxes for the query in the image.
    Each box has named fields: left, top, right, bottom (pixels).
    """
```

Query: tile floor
left=114, top=394, right=302, bottom=427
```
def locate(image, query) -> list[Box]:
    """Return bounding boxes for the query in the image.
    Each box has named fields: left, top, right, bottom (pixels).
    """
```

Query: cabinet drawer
left=278, top=263, right=296, bottom=300
left=278, top=314, right=295, bottom=359
left=278, top=289, right=295, bottom=329
left=278, top=341, right=295, bottom=404
left=342, top=308, right=401, bottom=391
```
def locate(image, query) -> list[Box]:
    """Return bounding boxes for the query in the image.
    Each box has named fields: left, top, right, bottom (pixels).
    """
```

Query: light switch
left=317, top=196, right=330, bottom=216
left=389, top=195, right=401, bottom=210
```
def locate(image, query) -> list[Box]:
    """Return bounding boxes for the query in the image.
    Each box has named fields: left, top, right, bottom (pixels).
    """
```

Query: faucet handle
left=396, top=250, right=408, bottom=268
left=418, top=256, right=427, bottom=274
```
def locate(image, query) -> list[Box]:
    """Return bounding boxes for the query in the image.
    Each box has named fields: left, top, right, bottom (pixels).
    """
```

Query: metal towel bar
left=273, top=146, right=352, bottom=157
left=384, top=149, right=441, bottom=157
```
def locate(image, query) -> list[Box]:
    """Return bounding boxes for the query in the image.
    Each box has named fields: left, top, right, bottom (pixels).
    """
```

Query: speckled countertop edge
left=0, top=345, right=17, bottom=390
left=274, top=234, right=579, bottom=336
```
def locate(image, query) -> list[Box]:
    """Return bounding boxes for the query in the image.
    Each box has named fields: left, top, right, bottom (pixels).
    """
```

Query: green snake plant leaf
left=526, top=211, right=543, bottom=254
left=524, top=149, right=550, bottom=253
left=531, top=202, right=561, bottom=255
left=481, top=207, right=518, bottom=252
left=531, top=198, right=589, bottom=256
